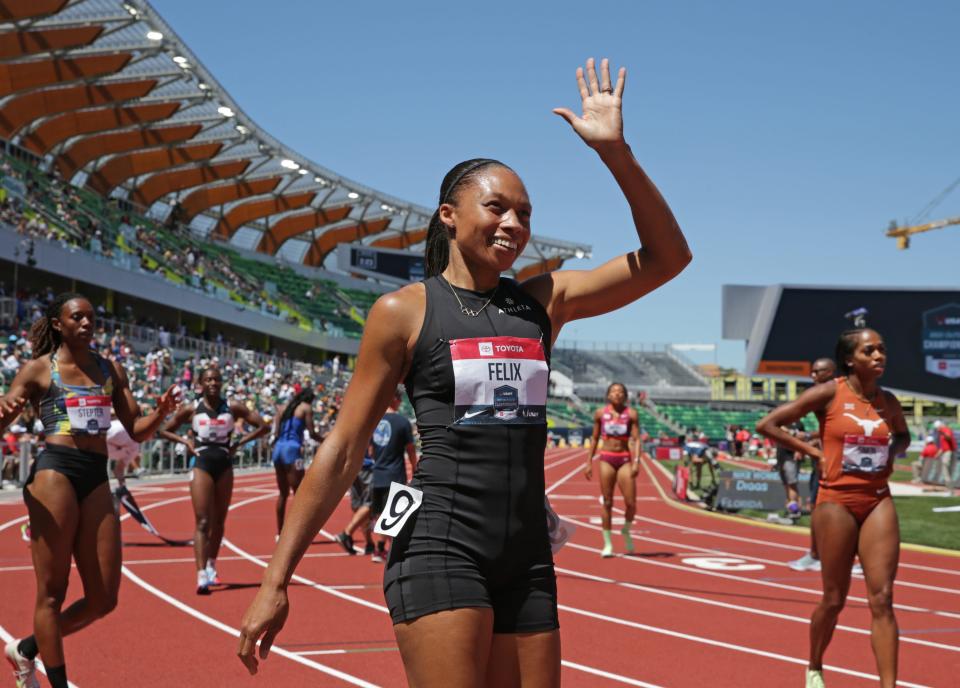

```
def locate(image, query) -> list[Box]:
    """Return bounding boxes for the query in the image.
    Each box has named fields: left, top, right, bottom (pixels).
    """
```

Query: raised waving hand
left=553, top=57, right=625, bottom=149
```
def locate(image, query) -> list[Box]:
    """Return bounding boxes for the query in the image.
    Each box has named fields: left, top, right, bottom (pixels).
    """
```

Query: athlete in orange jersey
left=585, top=382, right=640, bottom=557
left=757, top=329, right=910, bottom=688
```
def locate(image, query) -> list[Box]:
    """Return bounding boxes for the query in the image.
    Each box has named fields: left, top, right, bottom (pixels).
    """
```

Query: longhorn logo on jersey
left=842, top=413, right=885, bottom=437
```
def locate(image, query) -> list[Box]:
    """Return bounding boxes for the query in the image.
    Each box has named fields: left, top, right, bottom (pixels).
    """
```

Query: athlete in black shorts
left=161, top=367, right=268, bottom=593
left=239, top=57, right=691, bottom=686
left=0, top=293, right=180, bottom=688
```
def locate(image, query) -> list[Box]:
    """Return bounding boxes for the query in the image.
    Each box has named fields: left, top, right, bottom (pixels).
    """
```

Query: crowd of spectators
left=0, top=289, right=349, bottom=482
left=0, top=156, right=333, bottom=329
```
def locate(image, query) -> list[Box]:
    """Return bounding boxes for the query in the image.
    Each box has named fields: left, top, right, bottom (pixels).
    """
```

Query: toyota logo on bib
left=478, top=342, right=494, bottom=357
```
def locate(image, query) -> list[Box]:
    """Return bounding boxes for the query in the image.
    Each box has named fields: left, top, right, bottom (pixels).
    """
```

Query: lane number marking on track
left=681, top=556, right=765, bottom=571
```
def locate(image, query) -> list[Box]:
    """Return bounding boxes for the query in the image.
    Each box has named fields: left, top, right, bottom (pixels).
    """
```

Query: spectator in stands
left=2, top=339, right=20, bottom=381
left=158, top=325, right=171, bottom=349
left=932, top=420, right=956, bottom=492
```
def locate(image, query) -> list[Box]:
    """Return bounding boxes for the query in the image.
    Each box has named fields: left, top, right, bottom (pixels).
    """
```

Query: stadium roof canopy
left=0, top=0, right=591, bottom=278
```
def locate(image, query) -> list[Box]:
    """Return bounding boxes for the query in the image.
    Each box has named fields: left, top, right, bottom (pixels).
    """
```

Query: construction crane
left=886, top=215, right=960, bottom=249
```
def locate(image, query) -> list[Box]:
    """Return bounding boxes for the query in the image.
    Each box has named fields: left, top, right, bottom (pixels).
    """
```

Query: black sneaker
left=335, top=532, right=355, bottom=555
left=364, top=543, right=375, bottom=556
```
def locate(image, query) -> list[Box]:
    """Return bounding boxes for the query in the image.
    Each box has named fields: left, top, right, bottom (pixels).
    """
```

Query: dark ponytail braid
left=278, top=388, right=316, bottom=429
left=424, top=158, right=510, bottom=278
left=30, top=292, right=86, bottom=358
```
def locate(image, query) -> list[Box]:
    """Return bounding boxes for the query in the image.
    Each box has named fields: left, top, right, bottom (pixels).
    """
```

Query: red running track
left=0, top=447, right=957, bottom=687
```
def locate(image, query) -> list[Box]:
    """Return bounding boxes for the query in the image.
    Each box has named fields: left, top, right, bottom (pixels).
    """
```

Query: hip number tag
left=374, top=482, right=423, bottom=537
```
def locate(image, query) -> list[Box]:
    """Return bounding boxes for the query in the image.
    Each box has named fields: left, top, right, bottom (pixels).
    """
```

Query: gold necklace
left=445, top=277, right=498, bottom=317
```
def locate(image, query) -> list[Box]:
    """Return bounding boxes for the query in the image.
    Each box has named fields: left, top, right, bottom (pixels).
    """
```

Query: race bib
left=604, top=422, right=628, bottom=436
left=841, top=434, right=889, bottom=474
left=545, top=496, right=575, bottom=553
left=450, top=336, right=548, bottom=424
left=373, top=482, right=423, bottom=537
left=195, top=417, right=231, bottom=442
left=64, top=395, right=111, bottom=434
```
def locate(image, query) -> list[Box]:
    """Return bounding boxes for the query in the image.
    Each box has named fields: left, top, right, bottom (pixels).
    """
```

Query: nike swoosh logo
left=462, top=409, right=488, bottom=419
left=876, top=487, right=888, bottom=495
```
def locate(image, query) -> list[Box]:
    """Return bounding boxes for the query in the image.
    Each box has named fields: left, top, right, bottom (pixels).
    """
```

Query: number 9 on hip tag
left=374, top=482, right=423, bottom=537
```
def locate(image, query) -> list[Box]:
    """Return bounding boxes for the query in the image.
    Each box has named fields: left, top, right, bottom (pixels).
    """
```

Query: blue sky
left=154, top=0, right=960, bottom=368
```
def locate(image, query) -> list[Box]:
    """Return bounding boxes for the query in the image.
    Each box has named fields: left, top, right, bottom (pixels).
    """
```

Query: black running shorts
left=194, top=447, right=233, bottom=481
left=26, top=445, right=109, bottom=502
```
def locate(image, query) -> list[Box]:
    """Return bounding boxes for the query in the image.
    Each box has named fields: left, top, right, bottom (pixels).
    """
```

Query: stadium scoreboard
left=723, top=285, right=960, bottom=401
left=337, top=244, right=424, bottom=284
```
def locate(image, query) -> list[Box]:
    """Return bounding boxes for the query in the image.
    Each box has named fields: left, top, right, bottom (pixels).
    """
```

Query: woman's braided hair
left=424, top=158, right=509, bottom=278
left=278, top=388, right=316, bottom=429
left=29, top=292, right=87, bottom=358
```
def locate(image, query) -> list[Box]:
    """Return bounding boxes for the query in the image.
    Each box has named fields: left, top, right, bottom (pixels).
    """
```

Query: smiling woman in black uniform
left=239, top=58, right=691, bottom=687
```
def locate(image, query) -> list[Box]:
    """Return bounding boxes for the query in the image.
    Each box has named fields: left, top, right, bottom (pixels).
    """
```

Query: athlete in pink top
left=585, top=382, right=640, bottom=557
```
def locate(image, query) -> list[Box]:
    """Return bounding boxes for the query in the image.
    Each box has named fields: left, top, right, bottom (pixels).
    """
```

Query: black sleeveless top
left=191, top=398, right=234, bottom=451
left=402, top=275, right=553, bottom=564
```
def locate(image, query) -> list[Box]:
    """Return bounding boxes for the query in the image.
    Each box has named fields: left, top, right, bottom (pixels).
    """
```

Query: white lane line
left=543, top=448, right=586, bottom=471
left=547, top=495, right=658, bottom=502
left=554, top=565, right=960, bottom=654
left=0, top=551, right=356, bottom=573
left=0, top=623, right=80, bottom=688
left=327, top=585, right=378, bottom=590
left=224, top=525, right=660, bottom=687
left=631, top=463, right=960, bottom=578
left=121, top=565, right=379, bottom=688
left=0, top=515, right=79, bottom=687
left=225, top=534, right=388, bottom=615
left=545, top=462, right=587, bottom=496
left=117, top=493, right=379, bottom=687
left=563, top=517, right=960, bottom=622
left=606, top=506, right=960, bottom=599
left=292, top=648, right=398, bottom=656
left=556, top=604, right=933, bottom=688
left=0, top=514, right=28, bottom=532
left=560, top=660, right=666, bottom=688
left=222, top=467, right=943, bottom=688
